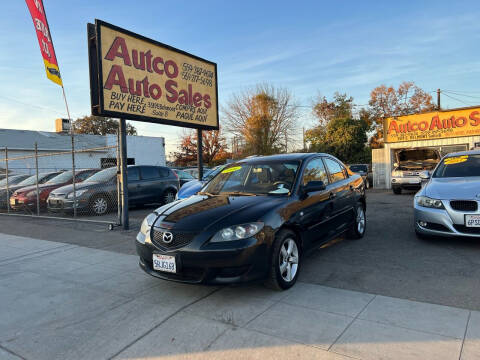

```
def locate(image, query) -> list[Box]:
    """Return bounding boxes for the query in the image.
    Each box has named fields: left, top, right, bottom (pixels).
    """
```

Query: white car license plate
left=152, top=254, right=176, bottom=273
left=466, top=215, right=480, bottom=228
left=409, top=178, right=420, bottom=184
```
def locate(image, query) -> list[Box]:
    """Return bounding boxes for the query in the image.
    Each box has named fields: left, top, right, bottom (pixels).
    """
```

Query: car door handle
left=329, top=192, right=336, bottom=199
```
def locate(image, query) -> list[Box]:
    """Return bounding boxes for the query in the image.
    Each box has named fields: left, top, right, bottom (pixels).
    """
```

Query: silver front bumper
left=414, top=200, right=480, bottom=238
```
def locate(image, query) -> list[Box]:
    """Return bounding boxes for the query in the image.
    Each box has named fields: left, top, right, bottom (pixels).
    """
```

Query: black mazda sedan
left=136, top=153, right=366, bottom=290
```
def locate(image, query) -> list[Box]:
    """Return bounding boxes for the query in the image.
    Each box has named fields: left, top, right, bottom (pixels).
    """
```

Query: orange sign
left=385, top=107, right=480, bottom=143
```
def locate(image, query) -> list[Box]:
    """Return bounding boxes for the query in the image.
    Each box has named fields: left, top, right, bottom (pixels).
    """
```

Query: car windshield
left=433, top=154, right=480, bottom=178
left=203, top=165, right=226, bottom=181
left=350, top=165, right=367, bottom=172
left=0, top=176, right=25, bottom=187
left=84, top=167, right=116, bottom=183
left=16, top=174, right=47, bottom=187
left=46, top=171, right=74, bottom=184
left=202, top=161, right=299, bottom=195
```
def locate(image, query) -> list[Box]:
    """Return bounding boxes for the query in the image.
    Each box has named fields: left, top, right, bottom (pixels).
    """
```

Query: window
left=433, top=155, right=480, bottom=178
left=302, top=158, right=329, bottom=186
left=159, top=167, right=171, bottom=178
left=127, top=167, right=140, bottom=181
left=141, top=167, right=160, bottom=180
left=324, top=158, right=346, bottom=183
left=76, top=170, right=97, bottom=181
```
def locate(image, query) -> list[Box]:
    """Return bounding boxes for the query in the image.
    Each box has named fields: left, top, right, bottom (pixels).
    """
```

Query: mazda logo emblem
left=162, top=232, right=173, bottom=243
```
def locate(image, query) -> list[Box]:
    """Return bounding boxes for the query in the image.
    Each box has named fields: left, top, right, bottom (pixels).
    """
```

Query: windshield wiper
left=197, top=191, right=219, bottom=196
left=221, top=191, right=259, bottom=196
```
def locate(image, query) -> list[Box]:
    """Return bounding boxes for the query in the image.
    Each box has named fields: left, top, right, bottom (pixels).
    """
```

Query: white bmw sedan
left=414, top=150, right=480, bottom=238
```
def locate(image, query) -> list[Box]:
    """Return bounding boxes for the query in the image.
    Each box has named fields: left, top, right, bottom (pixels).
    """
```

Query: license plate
left=409, top=178, right=420, bottom=184
left=152, top=254, right=176, bottom=273
left=466, top=215, right=480, bottom=228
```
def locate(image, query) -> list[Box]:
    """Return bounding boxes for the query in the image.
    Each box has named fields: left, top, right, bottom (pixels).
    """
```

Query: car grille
left=453, top=225, right=480, bottom=234
left=450, top=200, right=478, bottom=212
left=151, top=228, right=197, bottom=250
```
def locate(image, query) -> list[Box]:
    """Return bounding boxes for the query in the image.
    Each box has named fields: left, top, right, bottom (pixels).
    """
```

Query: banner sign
left=385, top=107, right=480, bottom=143
left=25, top=0, right=62, bottom=86
left=88, top=20, right=218, bottom=130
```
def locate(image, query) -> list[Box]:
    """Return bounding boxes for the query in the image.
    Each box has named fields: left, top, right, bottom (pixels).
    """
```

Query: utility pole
left=437, top=89, right=441, bottom=110
left=303, top=127, right=306, bottom=152
left=197, top=129, right=203, bottom=180
left=119, top=119, right=129, bottom=230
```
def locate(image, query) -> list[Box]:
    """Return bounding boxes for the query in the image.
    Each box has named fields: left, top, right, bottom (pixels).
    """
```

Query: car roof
left=444, top=149, right=480, bottom=157
left=236, top=153, right=327, bottom=163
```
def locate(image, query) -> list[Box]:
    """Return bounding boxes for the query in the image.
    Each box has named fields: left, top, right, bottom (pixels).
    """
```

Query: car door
left=296, top=157, right=336, bottom=246
left=138, top=166, right=162, bottom=204
left=127, top=167, right=141, bottom=204
left=323, top=157, right=355, bottom=233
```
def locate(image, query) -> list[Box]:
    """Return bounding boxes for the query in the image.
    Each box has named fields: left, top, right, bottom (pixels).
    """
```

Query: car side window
left=324, top=158, right=347, bottom=183
left=302, top=158, right=329, bottom=186
left=141, top=167, right=160, bottom=180
left=127, top=167, right=140, bottom=181
left=159, top=167, right=170, bottom=178
left=76, top=171, right=95, bottom=181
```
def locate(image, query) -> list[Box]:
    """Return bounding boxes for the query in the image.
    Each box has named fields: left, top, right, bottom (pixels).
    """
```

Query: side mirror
left=301, top=181, right=326, bottom=196
left=419, top=170, right=430, bottom=180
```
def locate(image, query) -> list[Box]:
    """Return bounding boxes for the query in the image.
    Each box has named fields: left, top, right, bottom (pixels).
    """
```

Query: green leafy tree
left=73, top=116, right=137, bottom=135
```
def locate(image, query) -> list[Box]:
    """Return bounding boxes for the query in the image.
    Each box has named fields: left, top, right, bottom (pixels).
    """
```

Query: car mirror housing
left=302, top=181, right=326, bottom=195
left=419, top=170, right=431, bottom=180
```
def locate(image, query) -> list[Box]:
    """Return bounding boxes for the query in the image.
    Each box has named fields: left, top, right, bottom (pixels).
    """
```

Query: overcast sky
left=1, top=0, right=479, bottom=157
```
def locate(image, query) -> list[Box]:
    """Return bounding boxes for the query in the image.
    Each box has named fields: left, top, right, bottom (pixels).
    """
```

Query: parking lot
left=1, top=190, right=480, bottom=359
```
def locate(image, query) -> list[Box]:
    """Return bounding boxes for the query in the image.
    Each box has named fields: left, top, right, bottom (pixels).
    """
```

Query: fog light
left=419, top=221, right=428, bottom=227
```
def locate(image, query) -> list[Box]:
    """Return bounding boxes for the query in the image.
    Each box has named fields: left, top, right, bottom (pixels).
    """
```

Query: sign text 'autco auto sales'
left=89, top=20, right=218, bottom=130
left=385, top=107, right=480, bottom=143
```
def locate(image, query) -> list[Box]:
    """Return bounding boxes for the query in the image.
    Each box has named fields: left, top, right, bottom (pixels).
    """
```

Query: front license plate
left=152, top=254, right=176, bottom=273
left=466, top=215, right=480, bottom=228
left=409, top=178, right=420, bottom=184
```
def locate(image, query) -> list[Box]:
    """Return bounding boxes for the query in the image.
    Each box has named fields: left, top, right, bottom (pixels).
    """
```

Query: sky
left=1, top=0, right=480, bottom=158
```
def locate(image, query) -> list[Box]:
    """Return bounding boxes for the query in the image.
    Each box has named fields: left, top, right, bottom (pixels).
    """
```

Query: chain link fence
left=0, top=137, right=122, bottom=225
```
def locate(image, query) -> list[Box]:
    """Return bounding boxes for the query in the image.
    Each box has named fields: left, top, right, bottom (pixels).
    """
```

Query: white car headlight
left=416, top=196, right=444, bottom=209
left=140, top=213, right=158, bottom=235
left=211, top=222, right=264, bottom=242
left=392, top=170, right=403, bottom=177
left=67, top=189, right=88, bottom=199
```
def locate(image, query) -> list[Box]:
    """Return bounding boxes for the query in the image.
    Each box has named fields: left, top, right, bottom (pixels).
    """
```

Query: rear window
left=433, top=155, right=480, bottom=178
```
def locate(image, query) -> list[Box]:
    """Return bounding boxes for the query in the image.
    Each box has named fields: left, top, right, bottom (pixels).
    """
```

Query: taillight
left=173, top=171, right=179, bottom=179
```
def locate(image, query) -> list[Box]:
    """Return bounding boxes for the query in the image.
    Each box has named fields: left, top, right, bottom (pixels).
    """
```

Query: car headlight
left=416, top=196, right=444, bottom=209
left=392, top=170, right=403, bottom=177
left=140, top=213, right=158, bottom=235
left=211, top=222, right=264, bottom=242
left=67, top=189, right=88, bottom=199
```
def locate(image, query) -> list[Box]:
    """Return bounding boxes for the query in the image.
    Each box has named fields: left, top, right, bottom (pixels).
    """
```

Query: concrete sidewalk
left=0, top=233, right=479, bottom=360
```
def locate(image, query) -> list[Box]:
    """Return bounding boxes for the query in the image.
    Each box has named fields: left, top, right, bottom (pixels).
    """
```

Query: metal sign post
left=118, top=118, right=129, bottom=230
left=197, top=129, right=203, bottom=180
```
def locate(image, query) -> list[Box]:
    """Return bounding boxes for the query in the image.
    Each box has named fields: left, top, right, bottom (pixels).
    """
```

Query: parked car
left=414, top=150, right=480, bottom=238
left=183, top=167, right=210, bottom=179
left=0, top=174, right=30, bottom=189
left=391, top=148, right=441, bottom=194
left=177, top=164, right=227, bottom=200
left=171, top=169, right=195, bottom=186
left=136, top=153, right=366, bottom=290
left=0, top=172, right=62, bottom=209
left=48, top=165, right=179, bottom=215
left=9, top=169, right=98, bottom=211
left=349, top=164, right=372, bottom=189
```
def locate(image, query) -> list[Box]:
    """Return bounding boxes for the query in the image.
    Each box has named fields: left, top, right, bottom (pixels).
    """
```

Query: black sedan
left=136, top=153, right=366, bottom=290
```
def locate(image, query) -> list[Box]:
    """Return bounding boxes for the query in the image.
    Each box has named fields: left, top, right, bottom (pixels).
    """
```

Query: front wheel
left=347, top=203, right=366, bottom=239
left=265, top=230, right=301, bottom=290
left=89, top=194, right=110, bottom=216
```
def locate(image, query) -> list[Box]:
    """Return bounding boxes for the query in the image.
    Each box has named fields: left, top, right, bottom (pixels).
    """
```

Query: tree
left=223, top=84, right=298, bottom=156
left=368, top=82, right=435, bottom=148
left=172, top=128, right=229, bottom=167
left=73, top=116, right=137, bottom=136
left=306, top=93, right=370, bottom=164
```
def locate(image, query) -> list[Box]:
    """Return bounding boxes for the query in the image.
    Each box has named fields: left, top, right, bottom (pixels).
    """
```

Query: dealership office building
left=372, top=106, right=480, bottom=189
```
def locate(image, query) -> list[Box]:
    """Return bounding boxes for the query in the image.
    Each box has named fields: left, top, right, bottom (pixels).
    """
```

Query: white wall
left=105, top=135, right=166, bottom=166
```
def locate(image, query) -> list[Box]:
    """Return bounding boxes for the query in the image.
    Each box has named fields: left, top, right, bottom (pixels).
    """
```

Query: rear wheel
left=347, top=203, right=366, bottom=239
left=393, top=187, right=402, bottom=195
left=265, top=230, right=301, bottom=290
left=163, top=189, right=176, bottom=204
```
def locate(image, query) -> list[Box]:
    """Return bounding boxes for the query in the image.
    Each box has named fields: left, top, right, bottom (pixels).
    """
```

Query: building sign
left=385, top=107, right=480, bottom=143
left=88, top=20, right=218, bottom=130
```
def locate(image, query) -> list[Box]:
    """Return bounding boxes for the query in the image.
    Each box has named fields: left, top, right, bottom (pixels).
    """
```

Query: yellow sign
left=222, top=166, right=242, bottom=174
left=385, top=107, right=480, bottom=143
left=89, top=20, right=218, bottom=130
left=444, top=156, right=468, bottom=165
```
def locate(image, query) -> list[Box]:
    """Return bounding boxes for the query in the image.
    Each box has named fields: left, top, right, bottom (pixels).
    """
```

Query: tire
left=347, top=203, right=366, bottom=239
left=163, top=189, right=176, bottom=204
left=89, top=194, right=110, bottom=216
left=365, top=179, right=370, bottom=189
left=393, top=187, right=402, bottom=195
left=265, top=230, right=301, bottom=290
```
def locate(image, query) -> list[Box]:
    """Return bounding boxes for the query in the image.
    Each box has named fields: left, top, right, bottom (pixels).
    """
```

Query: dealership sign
left=385, top=107, right=480, bottom=143
left=88, top=20, right=218, bottom=130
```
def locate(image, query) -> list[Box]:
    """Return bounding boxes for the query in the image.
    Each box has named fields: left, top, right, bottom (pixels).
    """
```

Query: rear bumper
left=136, top=232, right=270, bottom=285
left=414, top=203, right=480, bottom=238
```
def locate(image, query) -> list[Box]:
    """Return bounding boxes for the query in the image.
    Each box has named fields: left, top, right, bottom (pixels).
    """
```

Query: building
left=0, top=128, right=165, bottom=175
left=372, top=106, right=480, bottom=188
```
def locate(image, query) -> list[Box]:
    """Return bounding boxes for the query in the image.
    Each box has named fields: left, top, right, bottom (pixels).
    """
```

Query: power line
left=442, top=90, right=480, bottom=101
left=441, top=92, right=476, bottom=107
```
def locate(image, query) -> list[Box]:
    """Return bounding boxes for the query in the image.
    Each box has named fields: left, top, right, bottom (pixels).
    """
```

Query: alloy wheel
left=357, top=206, right=366, bottom=234
left=279, top=238, right=299, bottom=282
left=93, top=197, right=108, bottom=215
left=164, top=191, right=176, bottom=204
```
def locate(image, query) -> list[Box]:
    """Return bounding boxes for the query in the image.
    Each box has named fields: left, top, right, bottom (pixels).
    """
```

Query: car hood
left=395, top=149, right=441, bottom=171
left=424, top=177, right=480, bottom=200
left=0, top=183, right=33, bottom=196
left=12, top=183, right=65, bottom=195
left=50, top=181, right=109, bottom=195
left=155, top=194, right=286, bottom=232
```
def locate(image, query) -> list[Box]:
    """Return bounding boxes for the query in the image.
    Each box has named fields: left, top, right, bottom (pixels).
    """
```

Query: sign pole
left=197, top=129, right=203, bottom=180
left=119, top=118, right=129, bottom=230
